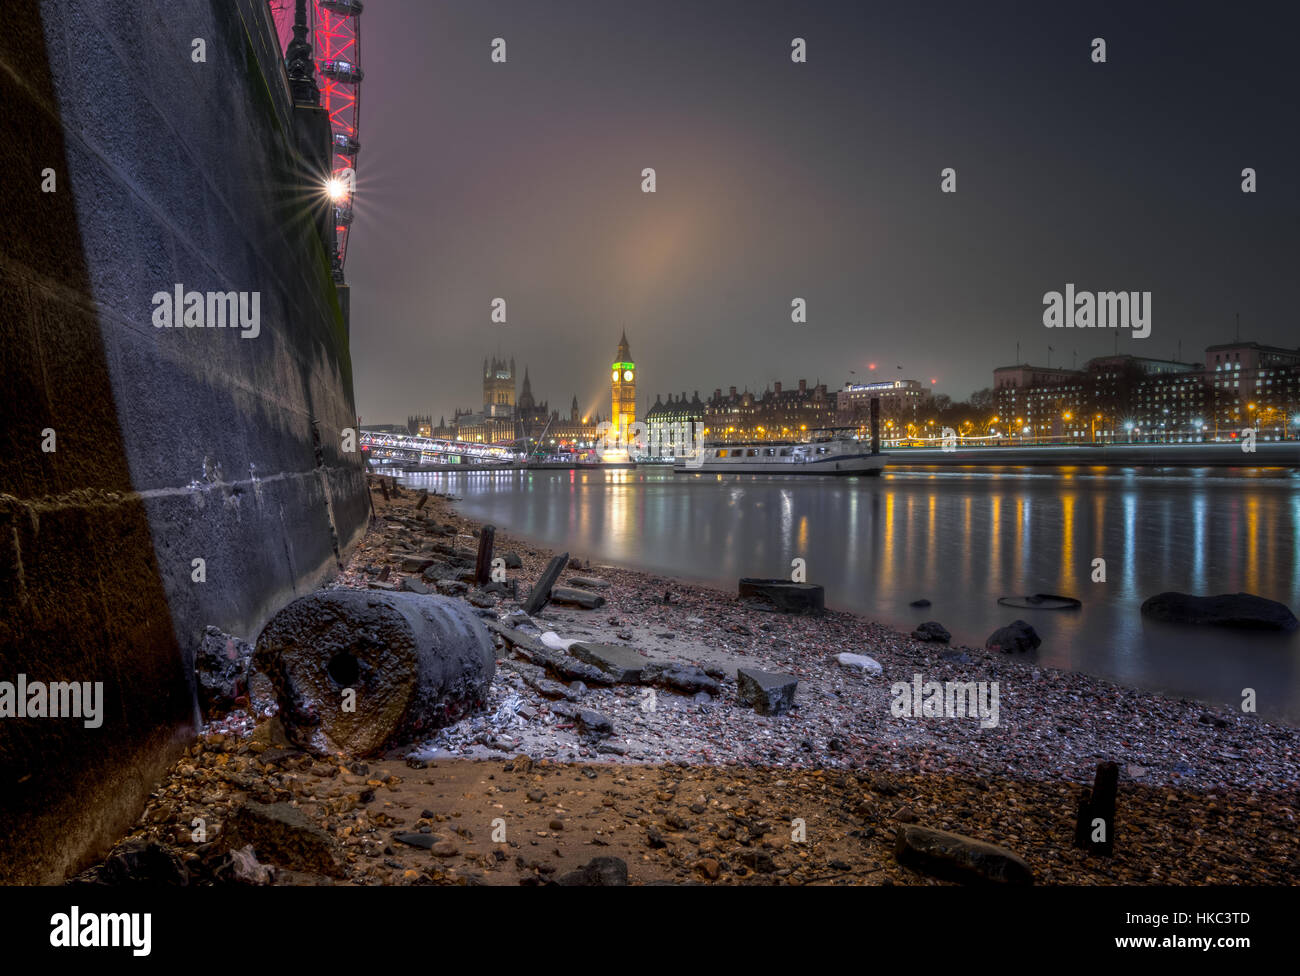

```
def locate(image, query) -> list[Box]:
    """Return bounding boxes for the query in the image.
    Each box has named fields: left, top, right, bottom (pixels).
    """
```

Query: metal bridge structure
left=360, top=431, right=519, bottom=466
left=271, top=0, right=363, bottom=275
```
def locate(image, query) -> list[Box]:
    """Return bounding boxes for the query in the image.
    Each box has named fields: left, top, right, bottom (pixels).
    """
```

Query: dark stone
left=894, top=825, right=1033, bottom=885
left=393, top=832, right=436, bottom=850
left=911, top=620, right=951, bottom=643
left=1140, top=591, right=1298, bottom=631
left=985, top=619, right=1041, bottom=653
left=400, top=556, right=436, bottom=573
left=909, top=598, right=932, bottom=608
left=400, top=577, right=431, bottom=595
left=556, top=856, right=628, bottom=886
left=575, top=709, right=614, bottom=736
left=503, top=552, right=523, bottom=569
left=736, top=668, right=798, bottom=715
left=194, top=626, right=255, bottom=719
left=738, top=578, right=824, bottom=615
left=72, top=839, right=189, bottom=886
left=643, top=662, right=721, bottom=695
left=225, top=801, right=345, bottom=878
left=434, top=579, right=468, bottom=596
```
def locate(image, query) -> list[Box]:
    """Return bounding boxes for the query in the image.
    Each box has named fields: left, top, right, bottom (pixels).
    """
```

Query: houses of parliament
left=409, top=333, right=637, bottom=450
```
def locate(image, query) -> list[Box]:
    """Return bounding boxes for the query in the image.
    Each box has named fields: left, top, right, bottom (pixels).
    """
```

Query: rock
left=644, top=663, right=720, bottom=695
left=221, top=845, right=273, bottom=886
left=985, top=619, right=1041, bottom=654
left=1140, top=591, right=1298, bottom=631
left=695, top=857, right=720, bottom=880
left=421, top=561, right=455, bottom=582
left=736, top=668, right=798, bottom=715
left=393, top=832, right=436, bottom=850
left=909, top=598, right=932, bottom=608
left=225, top=801, right=345, bottom=878
left=434, top=579, right=469, bottom=597
left=253, top=590, right=495, bottom=755
left=570, top=642, right=648, bottom=683
left=467, top=590, right=496, bottom=608
left=194, top=626, right=255, bottom=719
left=550, top=587, right=607, bottom=610
left=736, top=850, right=776, bottom=874
left=366, top=580, right=399, bottom=591
left=556, top=856, right=628, bottom=886
left=400, top=556, right=436, bottom=573
left=503, top=552, right=523, bottom=569
left=911, top=621, right=951, bottom=643
left=431, top=840, right=459, bottom=858
left=78, top=839, right=189, bottom=886
left=523, top=673, right=582, bottom=701
left=400, top=577, right=432, bottom=595
left=738, top=578, right=824, bottom=615
left=835, top=652, right=882, bottom=674
left=575, top=709, right=614, bottom=736
left=894, top=825, right=1034, bottom=885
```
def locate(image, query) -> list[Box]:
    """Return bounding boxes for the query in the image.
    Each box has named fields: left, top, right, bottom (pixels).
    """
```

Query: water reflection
left=401, top=465, right=1300, bottom=724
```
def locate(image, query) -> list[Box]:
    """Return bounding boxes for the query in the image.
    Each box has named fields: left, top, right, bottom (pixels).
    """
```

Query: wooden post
left=474, top=525, right=496, bottom=585
left=523, top=552, right=569, bottom=615
left=378, top=477, right=390, bottom=502
left=415, top=489, right=430, bottom=510
left=1073, top=761, right=1118, bottom=856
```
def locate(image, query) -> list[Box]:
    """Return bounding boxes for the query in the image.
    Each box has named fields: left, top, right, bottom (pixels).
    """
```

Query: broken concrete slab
left=570, top=642, right=648, bottom=683
left=736, top=667, right=798, bottom=716
left=224, top=801, right=346, bottom=878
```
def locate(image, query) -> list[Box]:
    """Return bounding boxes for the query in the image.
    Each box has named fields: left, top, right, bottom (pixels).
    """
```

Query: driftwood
left=1073, top=761, right=1119, bottom=855
left=474, top=525, right=496, bottom=585
left=523, top=552, right=570, bottom=615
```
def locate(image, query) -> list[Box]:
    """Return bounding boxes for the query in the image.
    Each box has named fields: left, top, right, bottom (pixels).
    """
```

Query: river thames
left=400, top=464, right=1300, bottom=725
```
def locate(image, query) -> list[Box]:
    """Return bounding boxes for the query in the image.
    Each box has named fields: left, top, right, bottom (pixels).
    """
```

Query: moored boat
left=673, top=437, right=887, bottom=475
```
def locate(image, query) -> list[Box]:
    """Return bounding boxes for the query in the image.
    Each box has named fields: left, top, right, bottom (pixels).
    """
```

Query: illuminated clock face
left=612, top=370, right=619, bottom=381
left=623, top=370, right=634, bottom=381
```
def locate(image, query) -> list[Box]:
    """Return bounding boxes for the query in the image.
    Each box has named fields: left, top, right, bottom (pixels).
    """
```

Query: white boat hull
left=674, top=451, right=888, bottom=476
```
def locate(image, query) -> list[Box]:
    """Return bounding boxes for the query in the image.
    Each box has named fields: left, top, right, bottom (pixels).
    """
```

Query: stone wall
left=0, top=0, right=369, bottom=882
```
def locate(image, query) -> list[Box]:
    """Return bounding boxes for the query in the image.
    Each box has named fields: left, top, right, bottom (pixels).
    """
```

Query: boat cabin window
left=816, top=446, right=828, bottom=455
left=779, top=448, right=791, bottom=456
left=716, top=449, right=728, bottom=458
left=746, top=449, right=758, bottom=457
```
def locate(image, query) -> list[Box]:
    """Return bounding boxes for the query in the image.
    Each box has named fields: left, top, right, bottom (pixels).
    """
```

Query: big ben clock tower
left=611, top=330, right=636, bottom=444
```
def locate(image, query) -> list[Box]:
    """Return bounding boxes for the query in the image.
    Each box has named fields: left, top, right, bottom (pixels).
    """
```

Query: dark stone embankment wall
left=0, top=0, right=368, bottom=882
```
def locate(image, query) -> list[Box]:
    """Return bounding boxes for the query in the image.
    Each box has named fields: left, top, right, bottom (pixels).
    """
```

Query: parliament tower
left=611, top=330, right=636, bottom=442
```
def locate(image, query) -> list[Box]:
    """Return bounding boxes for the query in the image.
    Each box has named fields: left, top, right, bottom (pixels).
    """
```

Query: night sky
left=345, top=0, right=1299, bottom=425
